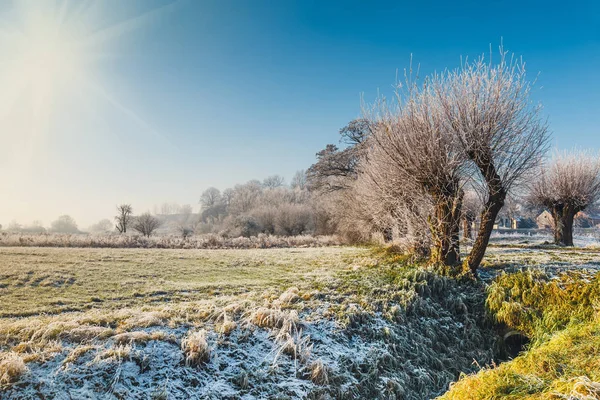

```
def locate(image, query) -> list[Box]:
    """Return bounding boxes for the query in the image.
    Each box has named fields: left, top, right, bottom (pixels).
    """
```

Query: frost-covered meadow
left=1, top=240, right=599, bottom=399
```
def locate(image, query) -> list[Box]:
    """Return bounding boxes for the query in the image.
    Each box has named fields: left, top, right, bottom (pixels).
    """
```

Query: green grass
left=0, top=246, right=367, bottom=317
left=439, top=269, right=600, bottom=400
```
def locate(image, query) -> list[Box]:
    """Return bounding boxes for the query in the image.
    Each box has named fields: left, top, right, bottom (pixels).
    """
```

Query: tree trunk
left=467, top=193, right=505, bottom=273
left=462, top=216, right=473, bottom=239
left=382, top=227, right=393, bottom=242
left=552, top=204, right=576, bottom=246
left=429, top=192, right=462, bottom=266
left=466, top=148, right=506, bottom=273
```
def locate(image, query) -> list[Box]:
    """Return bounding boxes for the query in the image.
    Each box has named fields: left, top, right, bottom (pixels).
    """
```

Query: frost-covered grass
left=0, top=232, right=341, bottom=249
left=0, top=246, right=359, bottom=317
left=2, top=244, right=599, bottom=399
left=0, top=246, right=498, bottom=399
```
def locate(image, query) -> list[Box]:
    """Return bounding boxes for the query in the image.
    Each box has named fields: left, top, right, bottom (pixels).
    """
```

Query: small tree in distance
left=262, top=175, right=285, bottom=189
left=133, top=212, right=161, bottom=237
left=529, top=151, right=600, bottom=246
left=115, top=204, right=133, bottom=233
left=50, top=215, right=79, bottom=233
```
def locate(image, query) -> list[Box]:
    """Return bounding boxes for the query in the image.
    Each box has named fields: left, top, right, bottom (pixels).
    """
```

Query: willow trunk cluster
left=529, top=151, right=600, bottom=246
left=361, top=47, right=549, bottom=270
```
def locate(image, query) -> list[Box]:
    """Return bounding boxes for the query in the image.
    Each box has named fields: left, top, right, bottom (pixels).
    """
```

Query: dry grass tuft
left=278, top=287, right=300, bottom=305
left=63, top=326, right=114, bottom=343
left=250, top=308, right=285, bottom=328
left=94, top=344, right=132, bottom=363
left=216, top=319, right=237, bottom=336
left=0, top=353, right=27, bottom=385
left=181, top=330, right=210, bottom=367
left=61, top=345, right=96, bottom=367
left=112, top=331, right=168, bottom=345
left=309, top=359, right=330, bottom=385
left=122, top=312, right=167, bottom=330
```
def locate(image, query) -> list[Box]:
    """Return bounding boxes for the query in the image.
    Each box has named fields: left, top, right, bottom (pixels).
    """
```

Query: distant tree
left=222, top=188, right=234, bottom=206
left=115, top=204, right=133, bottom=233
left=307, top=144, right=360, bottom=193
left=159, top=202, right=181, bottom=215
left=339, top=118, right=372, bottom=145
left=200, top=187, right=222, bottom=209
left=22, top=220, right=46, bottom=233
left=8, top=221, right=22, bottom=232
left=177, top=204, right=196, bottom=239
left=132, top=212, right=161, bottom=237
left=462, top=192, right=481, bottom=240
left=228, top=181, right=262, bottom=215
left=90, top=219, right=113, bottom=233
left=262, top=175, right=285, bottom=189
left=290, top=170, right=307, bottom=190
left=50, top=215, right=79, bottom=233
left=180, top=204, right=193, bottom=215
left=530, top=151, right=600, bottom=246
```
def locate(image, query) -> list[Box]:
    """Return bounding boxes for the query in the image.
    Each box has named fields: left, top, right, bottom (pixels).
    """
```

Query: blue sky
left=1, top=0, right=599, bottom=227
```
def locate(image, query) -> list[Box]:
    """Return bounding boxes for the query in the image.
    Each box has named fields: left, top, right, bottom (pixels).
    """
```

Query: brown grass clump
left=61, top=345, right=96, bottom=367
left=0, top=353, right=27, bottom=385
left=250, top=308, right=286, bottom=328
left=309, top=359, right=330, bottom=385
left=216, top=319, right=237, bottom=336
left=63, top=326, right=114, bottom=343
left=278, top=287, right=300, bottom=305
left=122, top=311, right=167, bottom=330
left=112, top=331, right=168, bottom=345
left=181, top=330, right=210, bottom=367
left=94, top=344, right=132, bottom=363
left=31, top=321, right=80, bottom=342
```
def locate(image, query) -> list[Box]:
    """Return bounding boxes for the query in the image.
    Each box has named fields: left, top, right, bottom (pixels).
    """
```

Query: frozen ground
left=1, top=242, right=599, bottom=399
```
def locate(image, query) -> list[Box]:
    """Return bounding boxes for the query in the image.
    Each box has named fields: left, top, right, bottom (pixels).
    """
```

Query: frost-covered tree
left=200, top=187, right=222, bottom=209
left=530, top=151, right=600, bottom=246
left=290, top=170, right=307, bottom=190
left=115, top=204, right=133, bottom=233
left=433, top=47, right=549, bottom=271
left=50, top=215, right=79, bottom=233
left=89, top=219, right=113, bottom=233
left=262, top=175, right=285, bottom=189
left=132, top=212, right=161, bottom=237
left=364, top=88, right=467, bottom=266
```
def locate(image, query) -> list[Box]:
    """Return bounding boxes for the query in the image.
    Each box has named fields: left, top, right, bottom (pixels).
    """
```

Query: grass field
left=0, top=246, right=364, bottom=317
left=1, top=243, right=599, bottom=399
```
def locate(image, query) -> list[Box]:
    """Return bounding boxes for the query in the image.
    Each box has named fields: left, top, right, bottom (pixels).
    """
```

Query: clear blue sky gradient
left=2, top=0, right=600, bottom=226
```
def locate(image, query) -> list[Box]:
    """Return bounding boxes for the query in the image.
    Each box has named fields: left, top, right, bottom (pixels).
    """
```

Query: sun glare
left=0, top=0, right=174, bottom=164
left=18, top=19, right=82, bottom=112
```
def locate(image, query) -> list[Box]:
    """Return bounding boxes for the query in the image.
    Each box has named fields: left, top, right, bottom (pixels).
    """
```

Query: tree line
left=307, top=46, right=600, bottom=272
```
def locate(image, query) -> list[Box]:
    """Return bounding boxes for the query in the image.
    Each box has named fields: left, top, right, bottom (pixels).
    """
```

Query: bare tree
left=530, top=151, right=600, bottom=246
left=90, top=219, right=113, bottom=233
left=363, top=86, right=468, bottom=266
left=200, top=187, right=222, bottom=209
left=290, top=170, right=308, bottom=190
left=115, top=204, right=133, bottom=233
left=133, top=212, right=161, bottom=237
left=307, top=144, right=361, bottom=192
left=50, top=215, right=79, bottom=233
left=433, top=47, right=550, bottom=271
left=262, top=175, right=285, bottom=189
left=177, top=204, right=196, bottom=239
